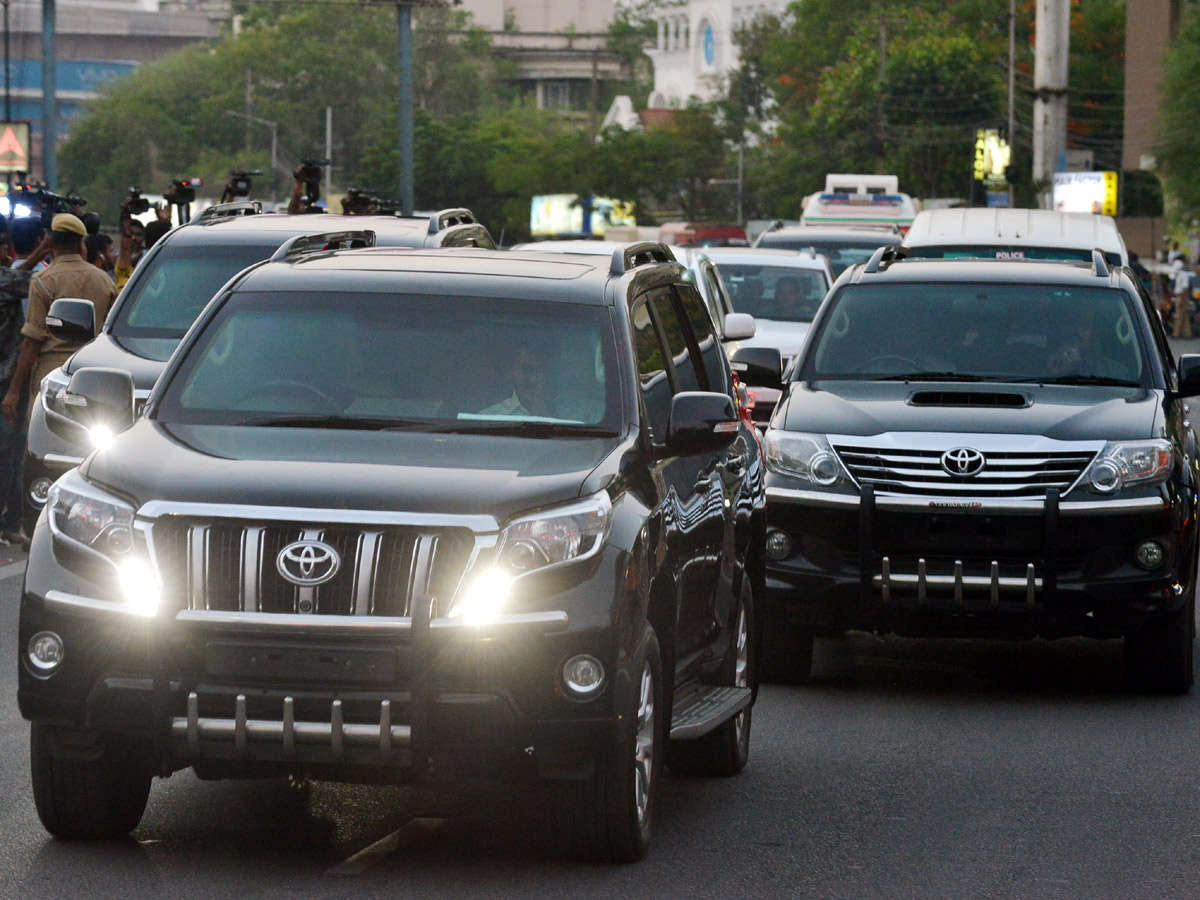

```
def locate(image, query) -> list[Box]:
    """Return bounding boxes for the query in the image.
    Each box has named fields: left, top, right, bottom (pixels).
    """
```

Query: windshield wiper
left=442, top=420, right=619, bottom=437
left=1006, top=375, right=1140, bottom=387
left=240, top=415, right=442, bottom=430
left=875, top=372, right=989, bottom=382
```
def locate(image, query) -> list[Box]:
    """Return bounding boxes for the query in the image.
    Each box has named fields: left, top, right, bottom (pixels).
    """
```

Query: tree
left=1156, top=6, right=1200, bottom=223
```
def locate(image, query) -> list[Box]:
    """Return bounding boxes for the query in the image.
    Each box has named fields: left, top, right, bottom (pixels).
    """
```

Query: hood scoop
left=909, top=390, right=1030, bottom=409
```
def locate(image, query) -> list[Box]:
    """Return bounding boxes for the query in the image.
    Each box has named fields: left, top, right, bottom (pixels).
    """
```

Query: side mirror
left=730, top=346, right=783, bottom=390
left=666, top=391, right=739, bottom=453
left=45, top=298, right=96, bottom=345
left=63, top=367, right=135, bottom=433
left=722, top=312, right=756, bottom=341
left=1179, top=355, right=1200, bottom=398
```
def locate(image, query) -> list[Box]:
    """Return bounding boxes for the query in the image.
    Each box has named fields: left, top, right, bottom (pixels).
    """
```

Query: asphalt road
left=2, top=339, right=1198, bottom=899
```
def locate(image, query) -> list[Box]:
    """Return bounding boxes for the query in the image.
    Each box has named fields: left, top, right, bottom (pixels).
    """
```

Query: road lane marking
left=324, top=817, right=446, bottom=875
left=0, top=559, right=25, bottom=581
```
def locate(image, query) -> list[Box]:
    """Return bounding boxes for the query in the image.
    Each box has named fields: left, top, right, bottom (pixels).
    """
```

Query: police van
left=903, top=207, right=1130, bottom=266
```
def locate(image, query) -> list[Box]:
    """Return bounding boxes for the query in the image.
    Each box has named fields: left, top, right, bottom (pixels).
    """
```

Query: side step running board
left=669, top=686, right=752, bottom=741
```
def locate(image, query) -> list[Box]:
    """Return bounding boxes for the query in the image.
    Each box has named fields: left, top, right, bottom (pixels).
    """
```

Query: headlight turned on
left=448, top=493, right=613, bottom=621
left=46, top=470, right=160, bottom=615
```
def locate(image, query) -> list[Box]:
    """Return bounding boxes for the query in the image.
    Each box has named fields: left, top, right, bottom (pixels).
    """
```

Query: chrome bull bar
left=172, top=693, right=411, bottom=759
left=874, top=557, right=1041, bottom=608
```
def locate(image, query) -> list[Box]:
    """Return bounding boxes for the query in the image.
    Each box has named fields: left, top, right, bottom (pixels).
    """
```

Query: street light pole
left=223, top=109, right=278, bottom=200
left=396, top=1, right=414, bottom=216
left=41, top=0, right=56, bottom=188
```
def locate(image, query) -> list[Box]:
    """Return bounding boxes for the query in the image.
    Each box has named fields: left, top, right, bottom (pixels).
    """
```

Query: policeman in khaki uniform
left=1, top=213, right=116, bottom=424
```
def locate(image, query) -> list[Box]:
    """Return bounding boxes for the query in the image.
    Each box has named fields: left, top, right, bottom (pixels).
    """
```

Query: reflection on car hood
left=84, top=421, right=617, bottom=522
left=65, top=333, right=171, bottom=387
left=780, top=380, right=1161, bottom=441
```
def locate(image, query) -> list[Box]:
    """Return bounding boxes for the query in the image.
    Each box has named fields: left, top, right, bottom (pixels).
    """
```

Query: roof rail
left=426, top=208, right=476, bottom=234
left=610, top=241, right=675, bottom=277
left=863, top=244, right=907, bottom=274
left=269, top=230, right=376, bottom=263
left=191, top=200, right=262, bottom=225
left=1091, top=248, right=1110, bottom=278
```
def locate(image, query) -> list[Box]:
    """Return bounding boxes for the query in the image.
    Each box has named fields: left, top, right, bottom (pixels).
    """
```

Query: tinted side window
left=632, top=298, right=672, bottom=441
left=676, top=283, right=727, bottom=393
left=651, top=290, right=702, bottom=394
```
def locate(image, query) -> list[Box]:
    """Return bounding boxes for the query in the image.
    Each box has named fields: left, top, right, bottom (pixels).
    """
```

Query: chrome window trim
left=136, top=501, right=499, bottom=533
left=766, top=486, right=1167, bottom=516
left=44, top=453, right=85, bottom=467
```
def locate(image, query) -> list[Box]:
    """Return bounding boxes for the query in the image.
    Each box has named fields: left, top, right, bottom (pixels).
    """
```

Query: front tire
left=670, top=580, right=754, bottom=777
left=1125, top=595, right=1195, bottom=695
left=30, top=723, right=153, bottom=839
left=556, top=627, right=664, bottom=862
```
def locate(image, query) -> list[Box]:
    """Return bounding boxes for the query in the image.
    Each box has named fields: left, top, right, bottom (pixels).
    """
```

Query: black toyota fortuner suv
left=749, top=248, right=1200, bottom=694
left=23, top=204, right=495, bottom=533
left=18, top=239, right=765, bottom=862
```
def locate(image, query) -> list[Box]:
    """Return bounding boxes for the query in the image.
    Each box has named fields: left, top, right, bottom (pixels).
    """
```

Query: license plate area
left=204, top=641, right=397, bottom=684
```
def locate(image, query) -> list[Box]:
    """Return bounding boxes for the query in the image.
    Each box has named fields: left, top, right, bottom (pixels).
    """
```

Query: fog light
left=562, top=654, right=605, bottom=697
left=27, top=631, right=64, bottom=674
left=766, top=529, right=793, bottom=561
left=29, top=476, right=53, bottom=506
left=1135, top=540, right=1166, bottom=571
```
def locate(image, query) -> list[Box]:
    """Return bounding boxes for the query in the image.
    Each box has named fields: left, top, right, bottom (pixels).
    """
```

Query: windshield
left=905, top=244, right=1124, bottom=266
left=755, top=236, right=896, bottom=277
left=717, top=263, right=829, bottom=323
left=802, top=282, right=1148, bottom=385
left=111, top=242, right=282, bottom=341
left=157, top=291, right=621, bottom=432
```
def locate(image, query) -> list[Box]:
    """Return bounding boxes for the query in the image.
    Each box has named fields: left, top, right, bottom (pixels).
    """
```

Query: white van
left=903, top=207, right=1129, bottom=266
left=800, top=174, right=918, bottom=230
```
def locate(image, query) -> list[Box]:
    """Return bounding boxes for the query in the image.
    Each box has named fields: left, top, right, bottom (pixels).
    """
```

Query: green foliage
left=1158, top=6, right=1200, bottom=223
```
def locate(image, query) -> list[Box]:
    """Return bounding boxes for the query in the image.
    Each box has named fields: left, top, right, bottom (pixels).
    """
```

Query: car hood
left=65, top=333, right=169, bottom=389
left=779, top=380, right=1162, bottom=441
left=729, top=319, right=811, bottom=360
left=83, top=421, right=619, bottom=525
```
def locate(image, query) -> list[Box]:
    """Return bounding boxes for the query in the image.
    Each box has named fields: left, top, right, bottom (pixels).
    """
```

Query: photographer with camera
left=287, top=159, right=329, bottom=215
left=7, top=218, right=50, bottom=275
left=113, top=187, right=173, bottom=289
left=221, top=170, right=263, bottom=205
left=2, top=214, right=116, bottom=427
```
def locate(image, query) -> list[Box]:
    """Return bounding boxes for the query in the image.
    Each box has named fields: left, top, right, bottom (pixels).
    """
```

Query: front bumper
left=19, top=578, right=625, bottom=784
left=764, top=483, right=1195, bottom=640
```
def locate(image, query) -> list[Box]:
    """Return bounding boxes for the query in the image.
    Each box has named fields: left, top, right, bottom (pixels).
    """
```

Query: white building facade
left=645, top=0, right=790, bottom=108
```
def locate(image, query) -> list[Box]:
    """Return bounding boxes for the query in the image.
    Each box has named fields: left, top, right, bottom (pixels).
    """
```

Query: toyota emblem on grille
left=277, top=540, right=341, bottom=585
left=941, top=447, right=986, bottom=477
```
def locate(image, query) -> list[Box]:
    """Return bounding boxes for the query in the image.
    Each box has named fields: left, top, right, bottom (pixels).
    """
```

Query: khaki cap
left=50, top=213, right=86, bottom=236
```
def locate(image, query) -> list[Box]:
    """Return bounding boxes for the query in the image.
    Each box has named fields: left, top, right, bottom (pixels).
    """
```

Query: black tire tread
left=30, top=724, right=152, bottom=839
left=1125, top=597, right=1195, bottom=695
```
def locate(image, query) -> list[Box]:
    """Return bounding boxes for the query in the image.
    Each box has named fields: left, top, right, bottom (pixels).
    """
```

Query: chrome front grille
left=831, top=435, right=1101, bottom=499
left=151, top=518, right=476, bottom=616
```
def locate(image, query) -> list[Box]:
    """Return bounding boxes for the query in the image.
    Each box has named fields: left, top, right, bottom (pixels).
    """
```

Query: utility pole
left=876, top=15, right=887, bottom=175
left=4, top=0, right=11, bottom=193
left=41, top=0, right=56, bottom=188
left=244, top=70, right=253, bottom=152
left=324, top=105, right=332, bottom=207
left=1032, top=0, right=1069, bottom=207
left=396, top=1, right=414, bottom=216
left=1007, top=0, right=1016, bottom=208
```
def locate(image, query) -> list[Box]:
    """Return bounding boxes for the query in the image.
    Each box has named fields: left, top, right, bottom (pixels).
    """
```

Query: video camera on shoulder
left=166, top=177, right=203, bottom=206
left=226, top=170, right=263, bottom=199
left=342, top=187, right=379, bottom=216
left=297, top=158, right=331, bottom=205
left=10, top=183, right=87, bottom=230
left=125, top=187, right=150, bottom=215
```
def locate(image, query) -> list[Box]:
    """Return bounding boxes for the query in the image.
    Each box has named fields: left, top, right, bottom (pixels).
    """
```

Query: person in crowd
left=1172, top=257, right=1194, bottom=339
left=0, top=261, right=32, bottom=547
left=85, top=232, right=115, bottom=275
left=1, top=214, right=116, bottom=426
left=9, top=218, right=49, bottom=274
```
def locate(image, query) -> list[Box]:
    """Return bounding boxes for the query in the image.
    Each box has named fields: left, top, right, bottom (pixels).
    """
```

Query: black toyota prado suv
left=23, top=204, right=495, bottom=534
left=745, top=248, right=1200, bottom=694
left=18, top=239, right=766, bottom=861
